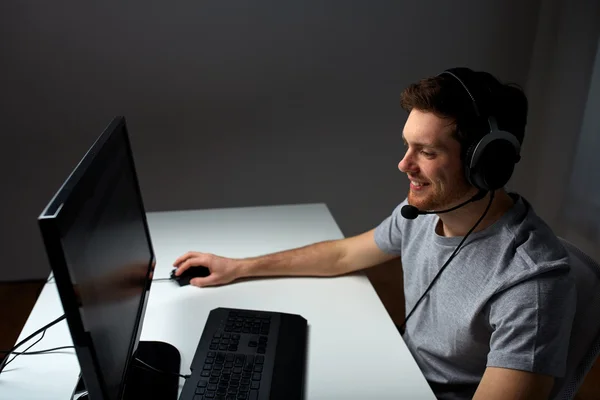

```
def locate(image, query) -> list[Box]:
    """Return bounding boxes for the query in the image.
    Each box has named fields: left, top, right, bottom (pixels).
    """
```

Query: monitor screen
left=38, top=116, right=155, bottom=399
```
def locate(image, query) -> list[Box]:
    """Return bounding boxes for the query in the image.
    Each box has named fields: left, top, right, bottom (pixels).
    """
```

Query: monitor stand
left=71, top=341, right=181, bottom=400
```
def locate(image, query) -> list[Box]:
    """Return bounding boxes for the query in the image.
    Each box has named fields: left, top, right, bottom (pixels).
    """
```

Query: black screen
left=51, top=120, right=153, bottom=399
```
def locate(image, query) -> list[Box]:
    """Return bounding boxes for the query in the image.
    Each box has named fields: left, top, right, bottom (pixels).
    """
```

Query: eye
left=420, top=150, right=435, bottom=158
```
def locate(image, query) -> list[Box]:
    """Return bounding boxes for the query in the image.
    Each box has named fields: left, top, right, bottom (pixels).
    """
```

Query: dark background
left=1, top=0, right=599, bottom=281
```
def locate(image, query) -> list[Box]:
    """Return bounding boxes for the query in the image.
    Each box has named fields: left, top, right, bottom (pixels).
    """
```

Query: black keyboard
left=179, top=307, right=308, bottom=400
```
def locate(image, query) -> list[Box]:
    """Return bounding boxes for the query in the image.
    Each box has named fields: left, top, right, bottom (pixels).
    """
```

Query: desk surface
left=0, top=203, right=435, bottom=399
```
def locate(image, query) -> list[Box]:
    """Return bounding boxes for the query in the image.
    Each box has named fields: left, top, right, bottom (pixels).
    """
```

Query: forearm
left=239, top=240, right=346, bottom=278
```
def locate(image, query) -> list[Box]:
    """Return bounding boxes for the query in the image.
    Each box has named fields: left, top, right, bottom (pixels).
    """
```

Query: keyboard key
left=196, top=387, right=206, bottom=394
left=208, top=384, right=218, bottom=391
left=209, top=377, right=220, bottom=384
left=201, top=371, right=211, bottom=377
left=198, top=380, right=208, bottom=387
left=249, top=390, right=259, bottom=400
left=239, top=384, right=250, bottom=392
left=194, top=395, right=203, bottom=400
left=256, top=347, right=266, bottom=354
left=255, top=356, right=264, bottom=364
left=253, top=364, right=263, bottom=372
left=206, top=358, right=214, bottom=364
left=250, top=381, right=260, bottom=390
left=237, top=394, right=248, bottom=399
left=251, top=373, right=261, bottom=381
left=234, top=355, right=245, bottom=366
left=241, top=378, right=250, bottom=385
left=206, top=392, right=215, bottom=398
left=204, top=364, right=213, bottom=370
left=210, top=344, right=219, bottom=350
left=243, top=355, right=254, bottom=371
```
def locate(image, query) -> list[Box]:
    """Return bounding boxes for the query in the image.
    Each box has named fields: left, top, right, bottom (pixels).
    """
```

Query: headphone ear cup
left=470, top=138, right=519, bottom=191
left=463, top=140, right=481, bottom=189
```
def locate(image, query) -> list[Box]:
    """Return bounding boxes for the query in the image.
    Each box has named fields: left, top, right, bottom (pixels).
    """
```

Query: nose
left=398, top=150, right=418, bottom=173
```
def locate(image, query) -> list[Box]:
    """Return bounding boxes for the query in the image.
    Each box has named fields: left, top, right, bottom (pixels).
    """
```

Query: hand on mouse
left=173, top=252, right=240, bottom=287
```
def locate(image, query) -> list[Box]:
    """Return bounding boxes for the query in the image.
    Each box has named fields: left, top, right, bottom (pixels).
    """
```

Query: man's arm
left=473, top=367, right=554, bottom=400
left=240, top=228, right=398, bottom=278
left=174, top=228, right=399, bottom=286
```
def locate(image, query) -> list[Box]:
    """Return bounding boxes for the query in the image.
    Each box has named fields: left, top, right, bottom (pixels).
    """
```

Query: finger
left=173, top=251, right=197, bottom=267
left=174, top=258, right=195, bottom=275
left=175, top=254, right=211, bottom=276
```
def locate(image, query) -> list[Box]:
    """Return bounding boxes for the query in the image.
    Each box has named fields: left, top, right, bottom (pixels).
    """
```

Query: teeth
left=411, top=181, right=423, bottom=187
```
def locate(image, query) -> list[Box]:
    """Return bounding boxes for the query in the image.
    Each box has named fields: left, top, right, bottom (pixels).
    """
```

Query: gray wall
left=1, top=0, right=542, bottom=281
left=510, top=0, right=600, bottom=261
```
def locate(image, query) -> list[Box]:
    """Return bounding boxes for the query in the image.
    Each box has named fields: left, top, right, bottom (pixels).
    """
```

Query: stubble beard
left=408, top=178, right=473, bottom=212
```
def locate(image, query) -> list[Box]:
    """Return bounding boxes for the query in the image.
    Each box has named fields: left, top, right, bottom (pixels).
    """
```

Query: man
left=173, top=67, right=576, bottom=400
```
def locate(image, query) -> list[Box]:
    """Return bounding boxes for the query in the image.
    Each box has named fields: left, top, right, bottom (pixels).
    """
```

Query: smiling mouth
left=409, top=179, right=430, bottom=191
left=410, top=180, right=428, bottom=187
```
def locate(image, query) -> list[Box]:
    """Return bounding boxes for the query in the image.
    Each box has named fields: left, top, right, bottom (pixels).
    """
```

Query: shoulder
left=495, top=194, right=570, bottom=283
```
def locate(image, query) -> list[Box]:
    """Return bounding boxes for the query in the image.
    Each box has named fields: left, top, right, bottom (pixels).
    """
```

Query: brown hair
left=400, top=68, right=528, bottom=157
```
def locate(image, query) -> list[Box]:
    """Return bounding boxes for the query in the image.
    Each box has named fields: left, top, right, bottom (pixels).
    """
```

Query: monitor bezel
left=38, top=116, right=156, bottom=399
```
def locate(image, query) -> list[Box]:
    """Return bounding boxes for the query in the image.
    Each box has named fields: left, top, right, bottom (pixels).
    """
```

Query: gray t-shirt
left=374, top=193, right=576, bottom=400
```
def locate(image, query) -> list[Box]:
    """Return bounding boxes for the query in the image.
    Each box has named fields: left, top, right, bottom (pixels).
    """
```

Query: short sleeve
left=373, top=199, right=407, bottom=255
left=486, top=268, right=576, bottom=377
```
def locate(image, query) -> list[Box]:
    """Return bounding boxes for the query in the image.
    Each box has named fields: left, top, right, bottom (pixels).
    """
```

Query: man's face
left=398, top=109, right=476, bottom=211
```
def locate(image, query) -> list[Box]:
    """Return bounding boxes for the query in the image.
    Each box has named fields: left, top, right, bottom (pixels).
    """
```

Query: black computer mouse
left=170, top=266, right=211, bottom=286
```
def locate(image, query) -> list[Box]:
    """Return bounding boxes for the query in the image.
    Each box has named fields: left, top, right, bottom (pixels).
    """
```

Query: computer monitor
left=38, top=116, right=178, bottom=399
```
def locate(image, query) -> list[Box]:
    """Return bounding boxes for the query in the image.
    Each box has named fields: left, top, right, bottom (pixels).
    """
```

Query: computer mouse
left=170, top=266, right=211, bottom=286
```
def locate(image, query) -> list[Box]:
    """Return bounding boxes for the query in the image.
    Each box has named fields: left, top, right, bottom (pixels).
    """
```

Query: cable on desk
left=0, top=315, right=66, bottom=355
left=0, top=314, right=66, bottom=373
left=8, top=345, right=75, bottom=355
left=1, top=329, right=47, bottom=371
left=134, top=357, right=191, bottom=379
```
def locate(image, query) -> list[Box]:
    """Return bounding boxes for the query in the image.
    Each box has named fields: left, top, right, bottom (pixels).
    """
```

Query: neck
left=437, top=189, right=515, bottom=237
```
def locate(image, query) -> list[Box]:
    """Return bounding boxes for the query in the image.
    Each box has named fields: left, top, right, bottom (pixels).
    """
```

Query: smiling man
left=173, top=67, right=577, bottom=400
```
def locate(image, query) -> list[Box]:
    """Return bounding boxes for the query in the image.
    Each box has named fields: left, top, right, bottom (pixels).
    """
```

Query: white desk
left=0, top=203, right=435, bottom=399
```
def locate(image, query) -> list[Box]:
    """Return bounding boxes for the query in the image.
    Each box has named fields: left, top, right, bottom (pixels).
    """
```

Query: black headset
left=439, top=67, right=522, bottom=192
